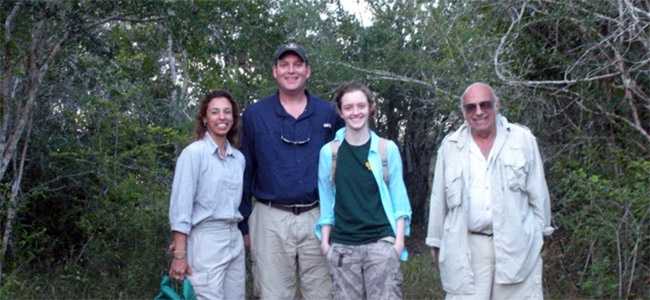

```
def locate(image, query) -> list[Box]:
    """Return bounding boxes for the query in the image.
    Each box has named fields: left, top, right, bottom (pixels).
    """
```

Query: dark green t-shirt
left=331, top=139, right=394, bottom=245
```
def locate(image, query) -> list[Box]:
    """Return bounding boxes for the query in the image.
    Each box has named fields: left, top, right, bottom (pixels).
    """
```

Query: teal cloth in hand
left=154, top=276, right=196, bottom=300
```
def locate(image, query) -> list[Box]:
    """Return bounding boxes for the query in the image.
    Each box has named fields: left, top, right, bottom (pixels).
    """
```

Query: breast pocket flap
left=444, top=168, right=463, bottom=208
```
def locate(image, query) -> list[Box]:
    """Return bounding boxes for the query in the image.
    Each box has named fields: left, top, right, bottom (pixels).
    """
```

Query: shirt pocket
left=186, top=271, right=210, bottom=288
left=502, top=151, right=528, bottom=192
left=219, top=178, right=240, bottom=192
left=444, top=166, right=463, bottom=209
left=218, top=178, right=242, bottom=207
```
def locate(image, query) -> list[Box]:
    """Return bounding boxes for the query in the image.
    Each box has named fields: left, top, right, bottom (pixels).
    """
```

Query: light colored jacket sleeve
left=526, top=135, right=554, bottom=236
left=386, top=140, right=412, bottom=237
left=315, top=142, right=335, bottom=240
left=426, top=146, right=448, bottom=248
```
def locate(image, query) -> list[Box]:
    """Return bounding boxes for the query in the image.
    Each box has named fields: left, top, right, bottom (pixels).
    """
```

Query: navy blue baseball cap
left=274, top=42, right=309, bottom=64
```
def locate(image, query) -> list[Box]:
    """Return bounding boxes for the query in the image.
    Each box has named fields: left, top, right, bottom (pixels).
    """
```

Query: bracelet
left=173, top=250, right=186, bottom=254
left=173, top=255, right=187, bottom=260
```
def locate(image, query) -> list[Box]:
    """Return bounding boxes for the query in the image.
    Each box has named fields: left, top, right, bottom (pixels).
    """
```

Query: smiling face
left=272, top=53, right=311, bottom=95
left=339, top=90, right=371, bottom=132
left=202, top=97, right=233, bottom=143
left=462, top=83, right=500, bottom=138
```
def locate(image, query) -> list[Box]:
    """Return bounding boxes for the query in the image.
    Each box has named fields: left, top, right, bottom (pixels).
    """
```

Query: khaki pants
left=186, top=221, right=245, bottom=300
left=249, top=202, right=332, bottom=300
left=446, top=234, right=543, bottom=300
left=326, top=241, right=403, bottom=300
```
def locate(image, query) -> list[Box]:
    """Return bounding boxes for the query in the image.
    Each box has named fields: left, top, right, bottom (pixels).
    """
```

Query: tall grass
left=402, top=251, right=445, bottom=299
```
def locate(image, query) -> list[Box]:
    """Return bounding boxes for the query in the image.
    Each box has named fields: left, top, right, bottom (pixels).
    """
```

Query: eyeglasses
left=280, top=118, right=311, bottom=145
left=463, top=100, right=494, bottom=114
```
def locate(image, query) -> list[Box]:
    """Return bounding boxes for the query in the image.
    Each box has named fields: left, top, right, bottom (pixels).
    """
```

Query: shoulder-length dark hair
left=194, top=90, right=240, bottom=147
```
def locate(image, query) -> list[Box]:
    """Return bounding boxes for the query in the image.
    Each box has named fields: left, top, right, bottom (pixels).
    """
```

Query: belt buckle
left=292, top=206, right=301, bottom=215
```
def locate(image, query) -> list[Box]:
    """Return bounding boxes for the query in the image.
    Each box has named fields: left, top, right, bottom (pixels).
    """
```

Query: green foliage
left=491, top=2, right=649, bottom=297
left=1, top=92, right=186, bottom=297
left=1, top=0, right=648, bottom=298
left=546, top=154, right=649, bottom=299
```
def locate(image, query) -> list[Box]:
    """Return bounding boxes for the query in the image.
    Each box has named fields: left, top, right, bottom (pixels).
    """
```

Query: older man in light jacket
left=426, top=82, right=554, bottom=300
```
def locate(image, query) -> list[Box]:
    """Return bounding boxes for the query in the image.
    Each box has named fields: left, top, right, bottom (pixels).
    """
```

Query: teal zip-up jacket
left=315, top=128, right=412, bottom=260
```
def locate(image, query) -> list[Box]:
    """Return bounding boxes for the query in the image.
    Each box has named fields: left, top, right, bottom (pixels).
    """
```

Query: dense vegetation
left=1, top=1, right=647, bottom=298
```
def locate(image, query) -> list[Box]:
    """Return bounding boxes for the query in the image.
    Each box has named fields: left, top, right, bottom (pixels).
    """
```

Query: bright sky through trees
left=340, top=0, right=373, bottom=26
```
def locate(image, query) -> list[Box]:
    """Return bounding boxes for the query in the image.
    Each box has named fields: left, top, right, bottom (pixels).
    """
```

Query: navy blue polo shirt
left=238, top=91, right=343, bottom=235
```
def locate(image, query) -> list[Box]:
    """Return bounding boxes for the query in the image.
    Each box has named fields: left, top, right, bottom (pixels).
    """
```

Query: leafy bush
left=546, top=157, right=649, bottom=299
left=0, top=96, right=188, bottom=298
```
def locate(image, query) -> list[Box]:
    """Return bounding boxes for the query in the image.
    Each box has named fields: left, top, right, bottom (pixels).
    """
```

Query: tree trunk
left=0, top=115, right=32, bottom=282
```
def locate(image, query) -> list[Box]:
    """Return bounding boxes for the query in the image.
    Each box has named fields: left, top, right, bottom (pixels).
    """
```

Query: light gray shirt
left=169, top=133, right=245, bottom=235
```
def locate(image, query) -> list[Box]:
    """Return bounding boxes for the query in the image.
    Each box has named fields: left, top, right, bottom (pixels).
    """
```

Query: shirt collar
left=273, top=90, right=315, bottom=120
left=334, top=127, right=380, bottom=153
left=450, top=114, right=509, bottom=150
left=203, top=132, right=233, bottom=158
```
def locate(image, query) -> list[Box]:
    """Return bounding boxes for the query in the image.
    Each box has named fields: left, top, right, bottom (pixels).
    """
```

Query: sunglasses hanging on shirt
left=280, top=117, right=311, bottom=145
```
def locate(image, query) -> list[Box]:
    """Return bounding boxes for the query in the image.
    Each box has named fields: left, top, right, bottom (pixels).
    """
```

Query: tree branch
left=1, top=1, right=24, bottom=163
left=0, top=112, right=32, bottom=282
left=85, top=15, right=168, bottom=30
left=494, top=0, right=528, bottom=84
left=325, top=60, right=433, bottom=88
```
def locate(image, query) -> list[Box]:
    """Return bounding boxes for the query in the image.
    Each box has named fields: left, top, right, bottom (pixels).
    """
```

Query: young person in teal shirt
left=315, top=81, right=412, bottom=300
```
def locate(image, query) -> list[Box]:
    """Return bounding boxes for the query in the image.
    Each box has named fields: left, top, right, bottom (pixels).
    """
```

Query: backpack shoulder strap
left=378, top=138, right=389, bottom=185
left=330, top=140, right=340, bottom=184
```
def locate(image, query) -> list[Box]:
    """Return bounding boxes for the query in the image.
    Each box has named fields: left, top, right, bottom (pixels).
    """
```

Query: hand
left=320, top=242, right=330, bottom=256
left=431, top=247, right=440, bottom=271
left=169, top=256, right=193, bottom=282
left=393, top=241, right=404, bottom=258
left=243, top=234, right=250, bottom=250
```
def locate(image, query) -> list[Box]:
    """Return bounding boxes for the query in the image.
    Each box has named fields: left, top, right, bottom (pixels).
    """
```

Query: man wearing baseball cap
left=239, top=42, right=343, bottom=299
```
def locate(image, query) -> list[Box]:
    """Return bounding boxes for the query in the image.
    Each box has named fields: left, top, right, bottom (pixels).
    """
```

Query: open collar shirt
left=169, top=133, right=245, bottom=235
left=238, top=91, right=343, bottom=235
left=467, top=137, right=494, bottom=233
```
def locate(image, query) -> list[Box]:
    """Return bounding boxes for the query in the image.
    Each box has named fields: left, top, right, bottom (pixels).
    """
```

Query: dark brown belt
left=469, top=231, right=493, bottom=237
left=257, top=199, right=319, bottom=215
